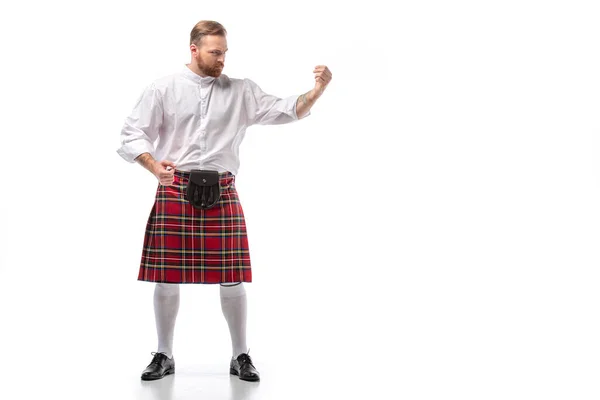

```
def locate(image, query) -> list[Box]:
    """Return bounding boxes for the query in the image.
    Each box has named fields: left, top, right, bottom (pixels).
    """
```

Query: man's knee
left=220, top=282, right=242, bottom=287
left=155, top=283, right=180, bottom=296
left=220, top=282, right=245, bottom=297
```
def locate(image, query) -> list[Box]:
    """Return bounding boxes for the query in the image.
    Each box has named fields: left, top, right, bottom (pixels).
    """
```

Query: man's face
left=191, top=35, right=228, bottom=78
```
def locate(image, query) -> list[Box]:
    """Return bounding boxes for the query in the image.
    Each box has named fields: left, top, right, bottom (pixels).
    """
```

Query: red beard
left=196, top=55, right=223, bottom=78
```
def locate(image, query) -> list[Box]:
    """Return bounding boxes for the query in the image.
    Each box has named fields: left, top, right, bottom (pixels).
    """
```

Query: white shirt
left=117, top=66, right=308, bottom=174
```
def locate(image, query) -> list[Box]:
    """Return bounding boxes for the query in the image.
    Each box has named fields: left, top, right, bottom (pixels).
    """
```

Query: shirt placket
left=198, top=81, right=211, bottom=153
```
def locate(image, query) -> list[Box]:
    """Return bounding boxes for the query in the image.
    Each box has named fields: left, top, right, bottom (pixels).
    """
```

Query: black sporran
left=185, top=170, right=221, bottom=210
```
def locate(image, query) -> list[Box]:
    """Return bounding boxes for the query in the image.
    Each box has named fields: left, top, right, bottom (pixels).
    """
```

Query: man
left=116, top=20, right=332, bottom=382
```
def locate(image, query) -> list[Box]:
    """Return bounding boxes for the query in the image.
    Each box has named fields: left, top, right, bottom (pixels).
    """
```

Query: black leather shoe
left=230, top=352, right=260, bottom=382
left=141, top=352, right=175, bottom=381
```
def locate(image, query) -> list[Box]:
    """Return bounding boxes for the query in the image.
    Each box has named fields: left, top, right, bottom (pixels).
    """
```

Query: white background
left=1, top=0, right=599, bottom=399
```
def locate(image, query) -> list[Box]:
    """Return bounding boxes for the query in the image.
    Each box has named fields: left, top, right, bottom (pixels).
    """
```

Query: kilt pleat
left=138, top=169, right=252, bottom=284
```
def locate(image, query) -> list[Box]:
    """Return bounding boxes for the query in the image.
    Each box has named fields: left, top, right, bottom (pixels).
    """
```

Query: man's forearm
left=135, top=152, right=157, bottom=174
left=296, top=89, right=321, bottom=119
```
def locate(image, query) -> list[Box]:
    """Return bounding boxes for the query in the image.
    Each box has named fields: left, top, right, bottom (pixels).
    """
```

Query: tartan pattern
left=138, top=170, right=252, bottom=284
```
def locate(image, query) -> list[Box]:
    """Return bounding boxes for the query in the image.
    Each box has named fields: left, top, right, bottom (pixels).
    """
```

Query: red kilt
left=137, top=169, right=252, bottom=284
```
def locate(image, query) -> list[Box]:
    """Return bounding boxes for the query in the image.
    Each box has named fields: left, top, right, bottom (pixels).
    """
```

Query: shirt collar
left=182, top=65, right=216, bottom=85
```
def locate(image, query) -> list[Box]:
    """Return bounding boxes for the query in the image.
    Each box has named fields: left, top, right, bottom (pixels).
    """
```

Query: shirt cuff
left=285, top=95, right=311, bottom=120
left=116, top=139, right=155, bottom=163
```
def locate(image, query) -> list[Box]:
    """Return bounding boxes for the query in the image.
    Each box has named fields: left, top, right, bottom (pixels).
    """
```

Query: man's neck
left=186, top=63, right=209, bottom=78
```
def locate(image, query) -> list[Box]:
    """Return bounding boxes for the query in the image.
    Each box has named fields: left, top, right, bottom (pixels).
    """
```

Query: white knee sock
left=153, top=283, right=180, bottom=359
left=220, top=283, right=248, bottom=358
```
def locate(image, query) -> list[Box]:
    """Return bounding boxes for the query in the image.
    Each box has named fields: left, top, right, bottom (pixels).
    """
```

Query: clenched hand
left=153, top=160, right=176, bottom=186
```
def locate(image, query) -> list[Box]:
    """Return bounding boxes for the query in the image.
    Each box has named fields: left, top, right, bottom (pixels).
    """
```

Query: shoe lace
left=237, top=352, right=254, bottom=366
left=149, top=351, right=167, bottom=367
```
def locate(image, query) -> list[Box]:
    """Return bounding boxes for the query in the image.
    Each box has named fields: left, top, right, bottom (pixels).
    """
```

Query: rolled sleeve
left=244, top=79, right=310, bottom=126
left=116, top=83, right=163, bottom=163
